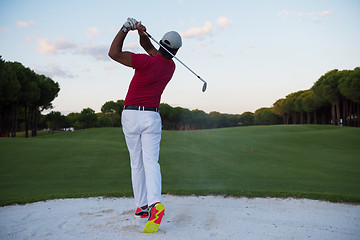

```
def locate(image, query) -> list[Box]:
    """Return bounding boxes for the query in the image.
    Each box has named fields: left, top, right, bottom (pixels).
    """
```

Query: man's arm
left=137, top=23, right=159, bottom=56
left=108, top=28, right=132, bottom=67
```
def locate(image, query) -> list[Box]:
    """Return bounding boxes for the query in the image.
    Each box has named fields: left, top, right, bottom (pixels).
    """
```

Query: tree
left=295, top=90, right=308, bottom=124
left=272, top=99, right=287, bottom=124
left=283, top=92, right=300, bottom=124
left=209, top=111, right=239, bottom=128
left=339, top=68, right=360, bottom=103
left=101, top=101, right=118, bottom=127
left=0, top=58, right=59, bottom=137
left=254, top=108, right=282, bottom=125
left=339, top=68, right=360, bottom=126
left=177, top=107, right=192, bottom=130
left=46, top=111, right=66, bottom=133
left=32, top=75, right=60, bottom=136
left=97, top=113, right=112, bottom=127
left=312, top=69, right=343, bottom=125
left=17, top=64, right=41, bottom=137
left=0, top=57, right=21, bottom=137
left=239, top=112, right=254, bottom=126
left=209, top=111, right=222, bottom=128
left=66, top=112, right=81, bottom=129
left=79, top=108, right=98, bottom=129
left=159, top=103, right=175, bottom=129
left=301, top=90, right=317, bottom=124
left=190, top=109, right=213, bottom=129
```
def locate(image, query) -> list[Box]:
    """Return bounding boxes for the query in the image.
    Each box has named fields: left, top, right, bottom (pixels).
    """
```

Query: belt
left=123, top=106, right=159, bottom=112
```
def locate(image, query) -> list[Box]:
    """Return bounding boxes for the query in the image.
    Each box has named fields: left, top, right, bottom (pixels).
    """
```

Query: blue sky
left=1, top=0, right=359, bottom=114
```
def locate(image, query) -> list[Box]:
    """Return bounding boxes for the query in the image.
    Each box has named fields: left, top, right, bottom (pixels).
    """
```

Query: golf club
left=144, top=31, right=207, bottom=92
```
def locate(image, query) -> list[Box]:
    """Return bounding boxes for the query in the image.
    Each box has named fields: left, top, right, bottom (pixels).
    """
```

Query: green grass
left=0, top=125, right=359, bottom=206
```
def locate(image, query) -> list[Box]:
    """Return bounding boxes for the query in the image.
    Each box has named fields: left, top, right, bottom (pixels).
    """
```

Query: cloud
left=320, top=10, right=331, bottom=16
left=37, top=38, right=77, bottom=55
left=180, top=21, right=213, bottom=38
left=77, top=44, right=109, bottom=61
left=278, top=10, right=331, bottom=23
left=33, top=65, right=76, bottom=78
left=217, top=17, right=232, bottom=28
left=17, top=20, right=35, bottom=28
left=179, top=17, right=231, bottom=39
left=86, top=27, right=100, bottom=39
left=37, top=39, right=57, bottom=55
left=0, top=26, right=9, bottom=32
left=36, top=38, right=111, bottom=61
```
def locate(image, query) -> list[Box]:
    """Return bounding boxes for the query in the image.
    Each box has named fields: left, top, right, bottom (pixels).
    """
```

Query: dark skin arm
left=108, top=22, right=158, bottom=67
left=108, top=28, right=132, bottom=67
left=137, top=23, right=158, bottom=56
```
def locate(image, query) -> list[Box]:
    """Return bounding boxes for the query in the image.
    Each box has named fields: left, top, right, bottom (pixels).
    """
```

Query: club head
left=202, top=82, right=207, bottom=92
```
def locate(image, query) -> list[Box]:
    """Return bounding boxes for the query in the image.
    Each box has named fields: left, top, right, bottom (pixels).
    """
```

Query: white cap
left=161, top=31, right=182, bottom=49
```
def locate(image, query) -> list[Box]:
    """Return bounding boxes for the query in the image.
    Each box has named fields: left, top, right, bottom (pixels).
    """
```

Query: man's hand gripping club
left=121, top=17, right=138, bottom=33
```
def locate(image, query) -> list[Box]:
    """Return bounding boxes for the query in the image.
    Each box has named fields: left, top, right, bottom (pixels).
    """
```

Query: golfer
left=108, top=18, right=181, bottom=232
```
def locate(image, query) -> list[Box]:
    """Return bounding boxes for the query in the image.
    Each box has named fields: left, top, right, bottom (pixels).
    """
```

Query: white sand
left=0, top=195, right=359, bottom=240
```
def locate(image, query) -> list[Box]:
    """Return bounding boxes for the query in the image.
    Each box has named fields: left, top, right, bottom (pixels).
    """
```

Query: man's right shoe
left=142, top=202, right=165, bottom=233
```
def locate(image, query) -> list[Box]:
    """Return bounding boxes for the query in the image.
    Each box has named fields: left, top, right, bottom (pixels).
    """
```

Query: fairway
left=0, top=125, right=359, bottom=205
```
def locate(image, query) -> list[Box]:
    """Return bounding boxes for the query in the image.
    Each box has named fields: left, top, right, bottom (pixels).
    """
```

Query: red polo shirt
left=124, top=53, right=175, bottom=108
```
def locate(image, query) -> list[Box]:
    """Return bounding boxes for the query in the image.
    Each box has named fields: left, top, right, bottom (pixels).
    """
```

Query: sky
left=1, top=0, right=360, bottom=115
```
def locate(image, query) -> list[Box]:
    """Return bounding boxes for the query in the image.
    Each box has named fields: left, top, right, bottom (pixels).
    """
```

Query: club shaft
left=144, top=31, right=206, bottom=84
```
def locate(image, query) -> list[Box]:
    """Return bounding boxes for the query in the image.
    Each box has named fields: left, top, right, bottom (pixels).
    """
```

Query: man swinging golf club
left=108, top=18, right=182, bottom=233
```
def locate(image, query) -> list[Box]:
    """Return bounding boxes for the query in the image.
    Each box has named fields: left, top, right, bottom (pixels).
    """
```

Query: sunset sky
left=1, top=0, right=359, bottom=114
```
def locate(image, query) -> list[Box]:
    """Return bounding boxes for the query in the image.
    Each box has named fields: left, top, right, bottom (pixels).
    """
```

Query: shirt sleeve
left=132, top=53, right=152, bottom=71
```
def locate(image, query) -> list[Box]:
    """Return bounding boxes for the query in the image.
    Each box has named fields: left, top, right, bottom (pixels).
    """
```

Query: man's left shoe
left=135, top=207, right=149, bottom=218
left=142, top=203, right=165, bottom=233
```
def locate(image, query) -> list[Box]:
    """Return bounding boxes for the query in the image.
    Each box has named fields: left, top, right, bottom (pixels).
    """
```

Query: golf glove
left=122, top=17, right=139, bottom=33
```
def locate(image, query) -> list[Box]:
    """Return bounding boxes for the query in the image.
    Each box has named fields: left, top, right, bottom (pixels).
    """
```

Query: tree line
left=0, top=57, right=60, bottom=137
left=272, top=67, right=360, bottom=127
left=42, top=67, right=360, bottom=131
left=42, top=101, right=257, bottom=132
left=1, top=56, right=358, bottom=138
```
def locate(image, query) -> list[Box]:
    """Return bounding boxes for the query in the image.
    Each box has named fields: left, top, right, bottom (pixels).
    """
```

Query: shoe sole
left=142, top=203, right=165, bottom=233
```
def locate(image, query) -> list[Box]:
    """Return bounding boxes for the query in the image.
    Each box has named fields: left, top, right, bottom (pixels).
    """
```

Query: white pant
left=121, top=110, right=162, bottom=208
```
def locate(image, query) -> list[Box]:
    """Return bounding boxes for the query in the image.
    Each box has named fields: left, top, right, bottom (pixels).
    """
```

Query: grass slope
left=0, top=125, right=359, bottom=205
